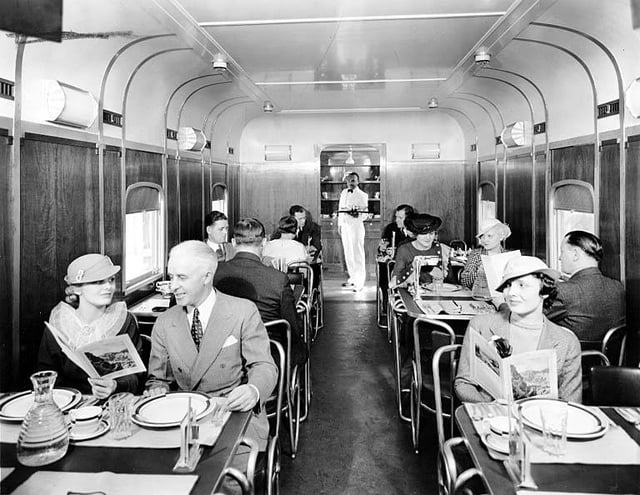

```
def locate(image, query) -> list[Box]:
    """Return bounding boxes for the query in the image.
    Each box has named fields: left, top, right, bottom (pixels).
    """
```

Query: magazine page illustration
left=45, top=322, right=146, bottom=380
left=481, top=250, right=521, bottom=298
left=467, top=329, right=558, bottom=401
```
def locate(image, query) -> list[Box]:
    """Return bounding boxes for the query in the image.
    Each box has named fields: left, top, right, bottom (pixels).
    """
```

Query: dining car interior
left=2, top=0, right=640, bottom=494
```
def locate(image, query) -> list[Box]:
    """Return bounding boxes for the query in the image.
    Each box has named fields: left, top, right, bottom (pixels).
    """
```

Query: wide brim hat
left=476, top=218, right=511, bottom=238
left=64, top=254, right=120, bottom=285
left=405, top=213, right=442, bottom=235
left=495, top=255, right=560, bottom=292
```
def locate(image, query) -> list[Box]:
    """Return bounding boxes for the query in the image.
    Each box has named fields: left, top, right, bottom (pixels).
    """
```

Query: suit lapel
left=190, top=292, right=234, bottom=385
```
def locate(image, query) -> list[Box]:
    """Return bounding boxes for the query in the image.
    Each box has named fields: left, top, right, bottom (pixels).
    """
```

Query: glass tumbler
left=109, top=392, right=134, bottom=439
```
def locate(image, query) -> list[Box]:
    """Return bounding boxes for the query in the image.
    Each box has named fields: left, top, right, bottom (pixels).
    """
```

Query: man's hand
left=143, top=386, right=168, bottom=398
left=225, top=384, right=259, bottom=412
left=87, top=377, right=117, bottom=399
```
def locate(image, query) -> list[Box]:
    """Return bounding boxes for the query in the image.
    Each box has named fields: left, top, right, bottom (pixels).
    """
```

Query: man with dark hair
left=379, top=204, right=415, bottom=257
left=204, top=210, right=234, bottom=261
left=338, top=172, right=369, bottom=292
left=289, top=204, right=322, bottom=286
left=213, top=218, right=307, bottom=369
left=546, top=230, right=626, bottom=346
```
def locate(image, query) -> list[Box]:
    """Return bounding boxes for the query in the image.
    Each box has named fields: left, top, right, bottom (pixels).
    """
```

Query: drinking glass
left=540, top=401, right=568, bottom=456
left=109, top=392, right=134, bottom=440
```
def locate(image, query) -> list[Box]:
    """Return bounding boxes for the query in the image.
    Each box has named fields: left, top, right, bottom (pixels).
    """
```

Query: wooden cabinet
left=318, top=145, right=384, bottom=274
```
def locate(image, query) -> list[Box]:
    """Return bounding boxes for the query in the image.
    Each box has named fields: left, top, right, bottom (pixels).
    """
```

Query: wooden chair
left=590, top=366, right=640, bottom=406
left=410, top=318, right=456, bottom=453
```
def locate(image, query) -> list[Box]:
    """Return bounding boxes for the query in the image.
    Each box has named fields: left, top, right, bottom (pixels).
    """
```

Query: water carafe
left=16, top=370, right=69, bottom=466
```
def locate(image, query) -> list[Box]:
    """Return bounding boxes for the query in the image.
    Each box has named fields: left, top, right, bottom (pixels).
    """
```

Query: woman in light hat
left=454, top=256, right=582, bottom=403
left=389, top=213, right=451, bottom=288
left=37, top=254, right=143, bottom=398
left=460, top=218, right=511, bottom=291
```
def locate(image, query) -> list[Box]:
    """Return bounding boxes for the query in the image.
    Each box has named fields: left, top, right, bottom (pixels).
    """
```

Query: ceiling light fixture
left=428, top=97, right=439, bottom=109
left=345, top=150, right=355, bottom=166
left=263, top=100, right=274, bottom=113
left=212, top=53, right=228, bottom=71
left=474, top=48, right=491, bottom=65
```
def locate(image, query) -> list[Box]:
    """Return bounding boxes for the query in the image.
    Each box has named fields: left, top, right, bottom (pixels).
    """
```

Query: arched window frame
left=123, top=182, right=165, bottom=294
left=477, top=181, right=497, bottom=231
left=548, top=179, right=596, bottom=270
left=211, top=182, right=228, bottom=217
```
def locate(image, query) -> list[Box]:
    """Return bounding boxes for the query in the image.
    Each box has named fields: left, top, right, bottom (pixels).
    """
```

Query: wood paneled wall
left=0, top=134, right=12, bottom=390
left=625, top=136, right=640, bottom=364
left=504, top=155, right=533, bottom=255
left=178, top=158, right=204, bottom=241
left=167, top=157, right=180, bottom=250
left=534, top=152, right=547, bottom=259
left=551, top=144, right=594, bottom=185
left=599, top=142, right=621, bottom=280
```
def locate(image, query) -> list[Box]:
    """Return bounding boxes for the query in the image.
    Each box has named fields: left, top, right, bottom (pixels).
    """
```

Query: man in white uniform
left=338, top=172, right=369, bottom=292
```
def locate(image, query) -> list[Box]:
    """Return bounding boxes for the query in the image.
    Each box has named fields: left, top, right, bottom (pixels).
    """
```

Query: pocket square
left=222, top=335, right=238, bottom=348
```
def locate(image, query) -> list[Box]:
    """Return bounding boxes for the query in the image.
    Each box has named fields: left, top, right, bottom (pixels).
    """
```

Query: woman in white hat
left=460, top=218, right=511, bottom=291
left=37, top=254, right=143, bottom=398
left=454, top=256, right=582, bottom=403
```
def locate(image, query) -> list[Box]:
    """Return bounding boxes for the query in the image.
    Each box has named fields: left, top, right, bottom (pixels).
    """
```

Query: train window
left=549, top=180, right=595, bottom=270
left=211, top=183, right=228, bottom=216
left=478, top=181, right=497, bottom=226
left=124, top=183, right=165, bottom=293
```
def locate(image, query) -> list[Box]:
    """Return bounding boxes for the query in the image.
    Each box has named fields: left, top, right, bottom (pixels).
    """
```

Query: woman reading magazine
left=37, top=254, right=143, bottom=398
left=454, top=256, right=582, bottom=403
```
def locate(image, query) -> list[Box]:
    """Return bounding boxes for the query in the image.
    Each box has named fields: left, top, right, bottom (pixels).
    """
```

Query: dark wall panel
left=20, top=139, right=99, bottom=387
left=0, top=135, right=11, bottom=391
left=227, top=163, right=240, bottom=229
left=625, top=136, right=640, bottom=365
left=504, top=155, right=533, bottom=255
left=179, top=159, right=204, bottom=241
left=125, top=149, right=162, bottom=187
left=551, top=144, right=594, bottom=185
left=166, top=157, right=180, bottom=250
left=599, top=142, right=621, bottom=280
left=534, top=152, right=547, bottom=259
left=479, top=160, right=496, bottom=185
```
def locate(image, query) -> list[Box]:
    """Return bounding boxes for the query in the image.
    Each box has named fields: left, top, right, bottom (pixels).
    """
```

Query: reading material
left=45, top=322, right=146, bottom=380
left=467, top=329, right=558, bottom=401
left=481, top=250, right=522, bottom=298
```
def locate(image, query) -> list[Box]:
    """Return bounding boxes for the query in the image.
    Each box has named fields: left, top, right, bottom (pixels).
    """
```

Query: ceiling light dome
left=428, top=97, right=439, bottom=109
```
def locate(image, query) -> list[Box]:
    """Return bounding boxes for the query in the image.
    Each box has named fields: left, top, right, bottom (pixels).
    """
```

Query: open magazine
left=467, top=329, right=558, bottom=401
left=45, top=322, right=146, bottom=380
left=480, top=250, right=521, bottom=298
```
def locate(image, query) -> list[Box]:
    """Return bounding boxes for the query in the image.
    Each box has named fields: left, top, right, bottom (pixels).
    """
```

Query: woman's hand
left=87, top=377, right=117, bottom=399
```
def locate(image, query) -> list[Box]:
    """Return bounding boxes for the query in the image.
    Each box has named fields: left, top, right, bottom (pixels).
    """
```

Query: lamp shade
left=500, top=121, right=532, bottom=148
left=44, top=80, right=97, bottom=128
left=177, top=127, right=207, bottom=151
left=625, top=78, right=640, bottom=119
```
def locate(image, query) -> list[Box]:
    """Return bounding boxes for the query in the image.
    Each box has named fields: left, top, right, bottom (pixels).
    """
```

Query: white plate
left=518, top=398, right=608, bottom=439
left=488, top=416, right=515, bottom=436
left=132, top=392, right=213, bottom=428
left=69, top=419, right=110, bottom=442
left=424, top=283, right=461, bottom=293
left=482, top=432, right=509, bottom=455
left=0, top=388, right=82, bottom=422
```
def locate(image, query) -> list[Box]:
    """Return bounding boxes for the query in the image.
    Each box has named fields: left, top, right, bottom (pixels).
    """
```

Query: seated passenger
left=37, top=254, right=143, bottom=398
left=460, top=218, right=512, bottom=292
left=290, top=204, right=323, bottom=288
left=263, top=215, right=309, bottom=268
left=378, top=204, right=415, bottom=259
left=389, top=213, right=451, bottom=288
left=205, top=210, right=234, bottom=261
left=455, top=256, right=582, bottom=403
left=214, top=218, right=307, bottom=368
left=545, top=230, right=626, bottom=347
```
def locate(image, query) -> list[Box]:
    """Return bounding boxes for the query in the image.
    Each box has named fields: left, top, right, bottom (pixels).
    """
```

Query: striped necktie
left=191, top=308, right=203, bottom=350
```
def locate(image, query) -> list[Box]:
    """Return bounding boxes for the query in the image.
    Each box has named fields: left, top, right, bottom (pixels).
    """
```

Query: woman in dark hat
left=389, top=213, right=452, bottom=288
left=37, top=253, right=143, bottom=398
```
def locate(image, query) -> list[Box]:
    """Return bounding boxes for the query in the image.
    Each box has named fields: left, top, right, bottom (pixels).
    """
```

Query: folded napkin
left=415, top=300, right=443, bottom=315
left=11, top=471, right=198, bottom=495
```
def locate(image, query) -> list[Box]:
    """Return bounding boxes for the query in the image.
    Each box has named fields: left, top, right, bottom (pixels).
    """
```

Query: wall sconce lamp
left=427, top=97, right=439, bottom=109
left=264, top=144, right=291, bottom=161
left=412, top=143, right=440, bottom=160
left=43, top=80, right=98, bottom=128
left=177, top=126, right=207, bottom=151
left=501, top=121, right=533, bottom=148
left=625, top=77, right=640, bottom=119
left=263, top=101, right=274, bottom=113
left=474, top=48, right=491, bottom=65
left=212, top=53, right=228, bottom=71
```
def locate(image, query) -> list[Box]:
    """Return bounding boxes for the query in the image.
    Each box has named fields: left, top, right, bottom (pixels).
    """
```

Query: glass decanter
left=16, top=370, right=69, bottom=466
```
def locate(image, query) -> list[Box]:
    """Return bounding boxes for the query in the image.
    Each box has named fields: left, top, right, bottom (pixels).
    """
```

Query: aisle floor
left=280, top=274, right=439, bottom=494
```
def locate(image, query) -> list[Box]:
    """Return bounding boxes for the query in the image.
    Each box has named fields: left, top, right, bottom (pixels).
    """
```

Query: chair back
left=287, top=261, right=314, bottom=300
left=438, top=436, right=477, bottom=495
left=590, top=365, right=640, bottom=406
left=412, top=317, right=456, bottom=386
left=453, top=467, right=488, bottom=495
left=580, top=350, right=609, bottom=405
left=601, top=324, right=627, bottom=366
left=433, top=344, right=462, bottom=449
left=449, top=240, right=468, bottom=254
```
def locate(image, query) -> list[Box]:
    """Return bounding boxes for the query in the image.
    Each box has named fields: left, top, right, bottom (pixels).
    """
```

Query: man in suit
left=146, top=240, right=277, bottom=459
left=214, top=218, right=307, bottom=369
left=546, top=230, right=626, bottom=346
left=290, top=204, right=322, bottom=288
left=205, top=210, right=234, bottom=261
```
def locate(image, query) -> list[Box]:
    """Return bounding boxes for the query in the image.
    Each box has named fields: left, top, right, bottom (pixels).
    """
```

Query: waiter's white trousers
left=340, top=220, right=366, bottom=288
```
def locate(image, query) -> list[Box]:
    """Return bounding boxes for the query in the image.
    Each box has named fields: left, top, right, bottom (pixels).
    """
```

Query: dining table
left=0, top=400, right=252, bottom=495
left=455, top=403, right=640, bottom=495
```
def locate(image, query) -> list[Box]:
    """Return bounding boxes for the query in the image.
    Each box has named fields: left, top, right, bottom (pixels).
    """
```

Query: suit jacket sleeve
left=310, top=222, right=322, bottom=254
left=544, top=283, right=570, bottom=324
left=145, top=314, right=175, bottom=392
left=242, top=304, right=278, bottom=406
